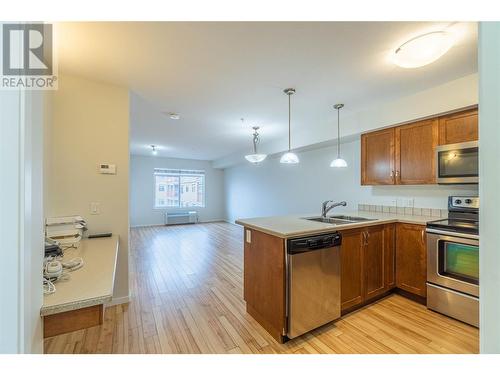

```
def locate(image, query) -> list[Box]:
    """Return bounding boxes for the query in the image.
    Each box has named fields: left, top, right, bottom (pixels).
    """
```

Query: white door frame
left=0, top=21, right=44, bottom=354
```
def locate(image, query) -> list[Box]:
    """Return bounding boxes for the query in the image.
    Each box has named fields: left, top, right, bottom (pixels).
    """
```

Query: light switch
left=90, top=202, right=100, bottom=215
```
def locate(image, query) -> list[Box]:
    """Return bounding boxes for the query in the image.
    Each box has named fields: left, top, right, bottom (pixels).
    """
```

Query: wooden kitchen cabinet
left=361, top=107, right=476, bottom=186
left=395, top=119, right=439, bottom=185
left=396, top=223, right=427, bottom=298
left=340, top=229, right=364, bottom=311
left=363, top=225, right=385, bottom=300
left=341, top=224, right=395, bottom=313
left=384, top=224, right=396, bottom=290
left=243, top=228, right=286, bottom=342
left=361, top=128, right=395, bottom=185
left=438, top=108, right=478, bottom=145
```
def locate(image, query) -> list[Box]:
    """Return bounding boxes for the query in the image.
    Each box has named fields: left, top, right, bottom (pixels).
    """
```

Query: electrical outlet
left=90, top=202, right=100, bottom=215
left=246, top=229, right=251, bottom=243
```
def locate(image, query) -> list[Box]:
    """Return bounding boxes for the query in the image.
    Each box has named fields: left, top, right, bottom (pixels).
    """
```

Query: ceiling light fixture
left=280, top=88, right=299, bottom=164
left=244, top=126, right=267, bottom=164
left=392, top=31, right=455, bottom=68
left=151, top=145, right=158, bottom=155
left=330, top=104, right=347, bottom=168
left=169, top=113, right=180, bottom=120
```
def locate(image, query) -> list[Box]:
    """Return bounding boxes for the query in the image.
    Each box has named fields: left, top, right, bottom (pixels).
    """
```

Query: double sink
left=304, top=215, right=374, bottom=225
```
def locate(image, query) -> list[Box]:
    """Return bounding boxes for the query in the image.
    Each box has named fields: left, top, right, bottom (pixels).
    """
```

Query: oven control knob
left=465, top=199, right=472, bottom=204
left=455, top=199, right=462, bottom=205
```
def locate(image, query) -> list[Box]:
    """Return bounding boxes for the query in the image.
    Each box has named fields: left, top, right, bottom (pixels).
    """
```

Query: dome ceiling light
left=392, top=31, right=455, bottom=68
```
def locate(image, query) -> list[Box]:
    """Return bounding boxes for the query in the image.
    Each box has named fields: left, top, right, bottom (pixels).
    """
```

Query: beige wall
left=46, top=74, right=130, bottom=301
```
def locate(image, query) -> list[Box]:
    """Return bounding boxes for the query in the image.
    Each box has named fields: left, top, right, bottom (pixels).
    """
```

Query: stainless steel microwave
left=436, top=141, right=478, bottom=184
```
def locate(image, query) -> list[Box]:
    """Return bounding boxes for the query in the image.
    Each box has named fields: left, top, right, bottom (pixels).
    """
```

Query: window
left=154, top=168, right=205, bottom=208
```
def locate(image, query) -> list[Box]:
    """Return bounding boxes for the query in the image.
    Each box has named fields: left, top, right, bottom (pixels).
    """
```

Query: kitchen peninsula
left=236, top=210, right=437, bottom=342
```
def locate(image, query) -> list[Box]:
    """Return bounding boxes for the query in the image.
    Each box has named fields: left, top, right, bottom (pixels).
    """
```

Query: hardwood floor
left=44, top=222, right=479, bottom=354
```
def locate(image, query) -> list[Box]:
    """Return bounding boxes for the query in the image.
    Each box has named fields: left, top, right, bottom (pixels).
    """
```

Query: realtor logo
left=1, top=23, right=57, bottom=89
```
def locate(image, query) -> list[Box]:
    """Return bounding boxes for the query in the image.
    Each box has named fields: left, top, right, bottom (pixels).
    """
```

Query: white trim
left=105, top=295, right=130, bottom=307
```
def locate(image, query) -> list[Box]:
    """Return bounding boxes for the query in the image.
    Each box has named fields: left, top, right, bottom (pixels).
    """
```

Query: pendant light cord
left=288, top=93, right=291, bottom=151
left=337, top=107, right=341, bottom=158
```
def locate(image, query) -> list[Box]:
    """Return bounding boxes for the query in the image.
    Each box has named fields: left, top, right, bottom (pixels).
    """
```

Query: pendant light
left=151, top=145, right=158, bottom=156
left=245, top=126, right=267, bottom=164
left=280, top=88, right=299, bottom=164
left=330, top=104, right=347, bottom=168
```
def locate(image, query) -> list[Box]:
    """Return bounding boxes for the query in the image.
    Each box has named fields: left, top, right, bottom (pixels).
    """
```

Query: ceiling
left=55, top=22, right=477, bottom=161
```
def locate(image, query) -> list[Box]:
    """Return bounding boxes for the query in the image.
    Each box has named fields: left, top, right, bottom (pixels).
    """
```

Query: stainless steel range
left=426, top=196, right=479, bottom=327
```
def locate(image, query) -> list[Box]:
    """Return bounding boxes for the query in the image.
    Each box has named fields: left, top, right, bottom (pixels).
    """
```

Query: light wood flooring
left=44, top=222, right=479, bottom=354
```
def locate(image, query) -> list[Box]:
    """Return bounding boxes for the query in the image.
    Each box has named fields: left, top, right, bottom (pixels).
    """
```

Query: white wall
left=224, top=139, right=478, bottom=223
left=46, top=74, right=130, bottom=303
left=130, top=155, right=225, bottom=226
left=479, top=22, right=500, bottom=354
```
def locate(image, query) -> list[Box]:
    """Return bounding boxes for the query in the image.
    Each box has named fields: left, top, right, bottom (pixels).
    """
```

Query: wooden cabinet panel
left=395, top=119, right=438, bottom=185
left=438, top=108, right=478, bottom=145
left=243, top=228, right=286, bottom=341
left=384, top=224, right=396, bottom=290
left=363, top=226, right=385, bottom=300
left=340, top=229, right=364, bottom=311
left=361, top=128, right=395, bottom=185
left=396, top=223, right=427, bottom=297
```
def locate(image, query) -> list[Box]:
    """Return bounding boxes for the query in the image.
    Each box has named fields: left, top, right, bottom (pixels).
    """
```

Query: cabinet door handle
left=395, top=170, right=400, bottom=177
left=362, top=231, right=366, bottom=245
left=390, top=170, right=394, bottom=178
left=366, top=231, right=370, bottom=244
left=421, top=230, right=425, bottom=245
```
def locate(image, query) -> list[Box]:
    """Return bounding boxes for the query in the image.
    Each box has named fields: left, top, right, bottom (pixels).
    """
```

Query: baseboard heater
left=165, top=211, right=198, bottom=225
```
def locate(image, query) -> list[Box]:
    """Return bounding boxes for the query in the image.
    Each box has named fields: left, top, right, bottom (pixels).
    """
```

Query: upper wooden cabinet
left=438, top=108, right=478, bottom=145
left=361, top=119, right=438, bottom=185
left=395, top=119, right=439, bottom=185
left=361, top=107, right=477, bottom=186
left=361, top=128, right=395, bottom=185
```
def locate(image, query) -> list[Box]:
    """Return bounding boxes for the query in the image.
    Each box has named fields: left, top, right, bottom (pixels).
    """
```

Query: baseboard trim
left=130, top=219, right=228, bottom=228
left=106, top=295, right=130, bottom=307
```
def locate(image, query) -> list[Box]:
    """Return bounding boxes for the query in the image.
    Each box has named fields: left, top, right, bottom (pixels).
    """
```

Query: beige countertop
left=235, top=211, right=441, bottom=238
left=41, top=236, right=119, bottom=316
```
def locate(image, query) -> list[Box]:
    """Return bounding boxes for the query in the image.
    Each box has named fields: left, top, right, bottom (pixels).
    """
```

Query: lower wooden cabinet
left=340, top=224, right=396, bottom=312
left=396, top=223, right=427, bottom=297
left=243, top=228, right=286, bottom=342
left=363, top=225, right=386, bottom=300
left=242, top=223, right=426, bottom=341
left=340, top=229, right=364, bottom=311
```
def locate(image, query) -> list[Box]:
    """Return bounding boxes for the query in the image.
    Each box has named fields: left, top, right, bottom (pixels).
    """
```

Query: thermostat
left=99, top=164, right=116, bottom=174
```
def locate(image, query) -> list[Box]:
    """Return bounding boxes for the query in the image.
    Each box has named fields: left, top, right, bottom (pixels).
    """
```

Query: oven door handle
left=425, top=228, right=479, bottom=241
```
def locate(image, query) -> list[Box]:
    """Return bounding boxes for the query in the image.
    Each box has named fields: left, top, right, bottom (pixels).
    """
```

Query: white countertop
left=235, top=211, right=440, bottom=238
left=41, top=236, right=119, bottom=316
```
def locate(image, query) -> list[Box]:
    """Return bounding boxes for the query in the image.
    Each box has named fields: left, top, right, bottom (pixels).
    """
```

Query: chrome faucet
left=322, top=200, right=347, bottom=217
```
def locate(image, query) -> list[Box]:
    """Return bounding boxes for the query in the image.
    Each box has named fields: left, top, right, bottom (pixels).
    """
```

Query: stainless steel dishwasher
left=287, top=232, right=342, bottom=339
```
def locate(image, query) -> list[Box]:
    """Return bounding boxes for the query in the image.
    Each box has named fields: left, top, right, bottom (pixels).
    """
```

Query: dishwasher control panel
left=288, top=232, right=342, bottom=254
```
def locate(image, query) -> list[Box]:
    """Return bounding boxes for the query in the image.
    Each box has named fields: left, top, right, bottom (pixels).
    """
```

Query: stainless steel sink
left=304, top=215, right=374, bottom=225
left=329, top=215, right=373, bottom=222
